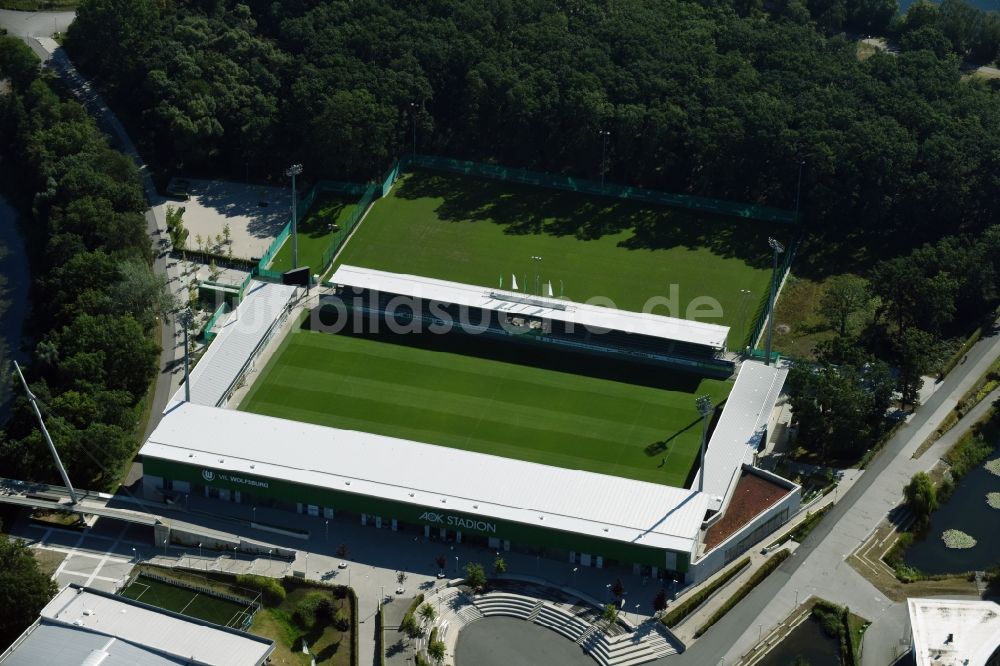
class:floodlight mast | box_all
[764,237,785,366]
[13,361,79,505]
[286,164,304,269]
[696,395,713,493]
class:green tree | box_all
[427,639,447,664]
[0,36,40,91]
[653,589,668,616]
[903,471,937,526]
[418,602,436,625]
[0,529,58,647]
[895,328,935,409]
[819,275,870,336]
[464,562,487,592]
[492,555,507,576]
[601,602,619,627]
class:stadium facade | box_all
[140,276,799,584]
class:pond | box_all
[758,615,840,666]
[0,196,31,420]
[905,453,1000,575]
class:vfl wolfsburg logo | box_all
[202,469,215,482]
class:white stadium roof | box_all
[691,361,788,511]
[329,265,730,349]
[908,598,1000,666]
[174,281,297,407]
[141,402,711,555]
[0,584,273,666]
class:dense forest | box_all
[0,35,168,490]
[3,0,1000,477]
[64,0,1000,260]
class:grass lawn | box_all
[121,575,253,628]
[240,324,732,487]
[769,273,837,360]
[269,193,358,274]
[334,170,783,349]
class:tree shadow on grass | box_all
[299,194,351,239]
[394,170,783,268]
[644,417,703,456]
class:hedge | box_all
[789,505,830,542]
[660,557,750,628]
[401,593,425,638]
[693,549,791,638]
[234,574,286,606]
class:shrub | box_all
[401,594,425,638]
[660,558,750,628]
[334,607,350,631]
[790,506,830,542]
[235,574,286,606]
[294,591,328,628]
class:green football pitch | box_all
[269,193,358,273]
[240,325,732,487]
[334,171,786,349]
[121,576,253,628]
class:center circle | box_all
[454,616,594,666]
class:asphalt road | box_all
[672,322,1000,666]
[0,8,73,39]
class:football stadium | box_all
[140,170,800,585]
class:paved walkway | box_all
[669,325,1000,666]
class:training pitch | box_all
[334,170,784,348]
[269,192,358,273]
[240,325,732,487]
[120,576,254,629]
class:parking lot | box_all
[159,178,292,262]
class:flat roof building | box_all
[0,584,274,666]
[907,598,1000,666]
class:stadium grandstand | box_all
[322,265,734,376]
[138,272,799,585]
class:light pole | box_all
[598,130,611,186]
[454,556,459,574]
[325,519,329,541]
[285,163,303,269]
[132,547,137,562]
[410,102,418,155]
[794,159,805,222]
[180,309,192,402]
[268,548,272,568]
[531,256,542,295]
[696,395,713,493]
[251,506,256,523]
[764,237,785,366]
[163,538,167,556]
[572,566,578,588]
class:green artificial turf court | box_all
[333,170,785,349]
[240,325,732,487]
[121,576,252,628]
[269,192,358,273]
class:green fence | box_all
[402,154,798,224]
[201,303,230,342]
[318,182,379,274]
[745,233,801,356]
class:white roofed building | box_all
[324,265,734,376]
[0,584,273,666]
